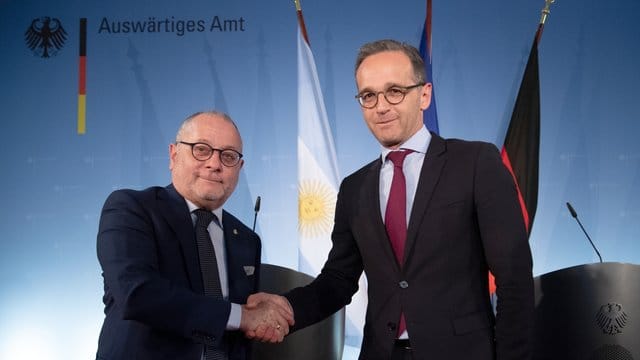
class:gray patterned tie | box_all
[194,209,226,360]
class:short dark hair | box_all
[354,39,427,83]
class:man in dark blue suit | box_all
[249,40,534,359]
[96,111,292,360]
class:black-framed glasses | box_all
[355,83,425,109]
[177,141,243,167]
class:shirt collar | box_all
[184,199,223,226]
[380,124,431,161]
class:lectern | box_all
[533,262,640,360]
[251,264,345,360]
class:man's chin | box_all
[372,131,399,147]
[202,192,223,201]
[379,138,401,149]
[195,189,224,203]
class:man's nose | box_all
[375,92,391,111]
[204,150,223,168]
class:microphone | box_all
[252,196,261,232]
[566,202,602,263]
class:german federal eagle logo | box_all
[595,303,628,335]
[25,17,67,58]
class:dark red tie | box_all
[384,150,412,336]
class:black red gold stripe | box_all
[77,18,87,134]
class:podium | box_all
[251,264,345,360]
[533,262,640,360]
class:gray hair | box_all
[354,39,427,83]
[175,110,239,142]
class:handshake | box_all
[240,292,294,343]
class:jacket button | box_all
[399,280,409,288]
[387,322,396,331]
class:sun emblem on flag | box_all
[298,180,336,238]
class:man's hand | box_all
[241,292,294,343]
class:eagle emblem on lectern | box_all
[595,303,628,335]
[25,17,67,58]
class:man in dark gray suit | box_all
[248,40,534,360]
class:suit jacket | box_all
[286,134,534,360]
[96,184,261,360]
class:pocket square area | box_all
[243,266,255,276]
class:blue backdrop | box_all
[1,0,639,358]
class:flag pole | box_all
[536,0,555,43]
[294,0,310,45]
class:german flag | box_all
[77,18,87,134]
[489,27,542,295]
[501,33,541,236]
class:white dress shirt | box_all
[378,125,432,339]
[185,199,241,330]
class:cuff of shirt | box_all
[227,303,241,330]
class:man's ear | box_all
[169,143,177,170]
[419,83,433,111]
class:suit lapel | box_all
[158,184,203,294]
[404,134,447,264]
[362,158,402,270]
[222,211,253,303]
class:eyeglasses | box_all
[355,83,425,109]
[177,141,243,167]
